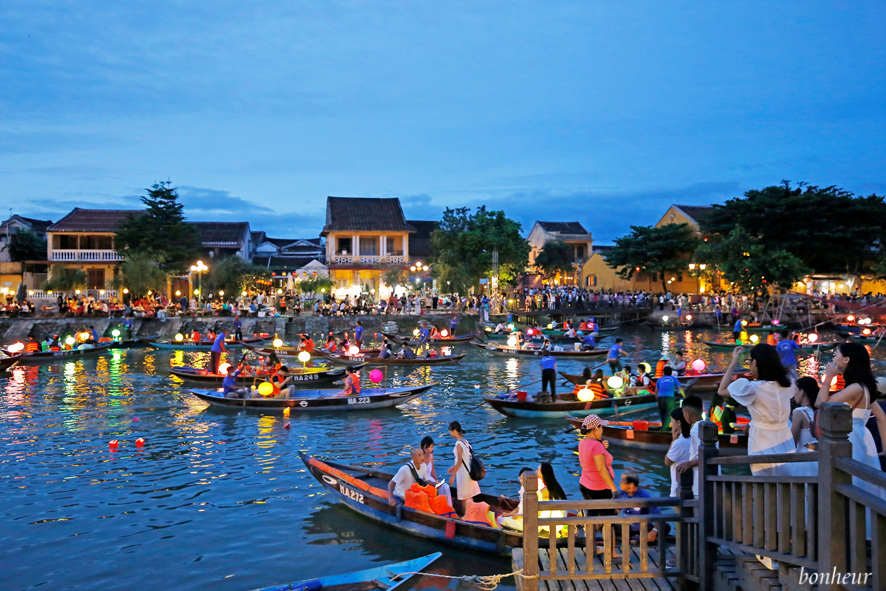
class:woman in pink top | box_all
[578,414,619,556]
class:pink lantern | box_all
[369,369,384,383]
[526,328,534,336]
[772,319,780,326]
[691,358,706,373]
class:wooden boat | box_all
[169,364,360,386]
[382,332,478,345]
[483,332,609,344]
[244,344,380,358]
[188,383,434,410]
[483,392,657,419]
[300,453,522,555]
[146,337,265,350]
[540,326,616,336]
[109,336,158,349]
[564,418,749,454]
[318,351,466,366]
[559,370,750,393]
[470,342,607,358]
[846,334,886,345]
[703,340,839,351]
[11,342,115,362]
[252,552,442,591]
[0,355,22,372]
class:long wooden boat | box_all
[169,364,360,386]
[702,340,839,351]
[846,334,886,345]
[382,332,478,345]
[559,370,751,393]
[318,351,466,366]
[483,392,657,419]
[252,552,442,591]
[483,332,610,344]
[470,342,607,358]
[188,383,434,410]
[0,355,22,372]
[300,453,522,555]
[540,326,617,336]
[11,342,115,362]
[244,344,380,358]
[564,418,749,454]
[109,336,158,349]
[146,337,265,350]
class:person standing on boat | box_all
[446,421,481,516]
[732,317,743,342]
[775,329,801,381]
[607,338,628,375]
[210,331,226,374]
[540,353,557,399]
[655,366,680,428]
[354,320,364,348]
[232,315,242,341]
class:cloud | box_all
[177,186,275,216]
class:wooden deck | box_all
[513,544,677,591]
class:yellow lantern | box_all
[218,363,231,374]
[65,336,75,346]
[547,323,554,329]
[175,333,184,342]
[577,388,595,402]
[412,328,420,337]
[273,338,284,348]
[258,382,274,397]
[298,351,310,363]
[741,320,748,327]
[750,335,759,343]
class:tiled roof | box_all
[193,222,250,246]
[253,255,323,270]
[537,221,588,234]
[48,208,143,232]
[674,205,714,225]
[322,197,415,234]
[406,220,436,259]
[1,215,54,233]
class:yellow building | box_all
[320,197,417,297]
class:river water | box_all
[0,327,860,591]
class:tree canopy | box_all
[604,223,700,292]
[535,241,575,277]
[44,265,86,292]
[429,206,530,293]
[4,229,47,262]
[204,257,271,297]
[110,252,168,298]
[115,181,201,273]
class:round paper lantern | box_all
[607,376,624,390]
[661,315,669,323]
[577,388,595,402]
[413,328,420,337]
[348,345,360,356]
[546,323,554,329]
[807,333,819,343]
[175,333,184,342]
[218,363,231,374]
[65,336,76,346]
[685,314,693,321]
[258,382,274,396]
[772,319,780,326]
[369,369,384,383]
[508,323,516,331]
[297,351,310,363]
[8,342,24,354]
[691,358,706,373]
[863,328,872,336]
[741,320,748,327]
[273,338,284,348]
[750,335,759,343]
[507,335,518,347]
[526,328,534,336]
[440,329,449,337]
[847,315,855,322]
[111,329,121,338]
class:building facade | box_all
[527,221,593,268]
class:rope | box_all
[391,568,535,591]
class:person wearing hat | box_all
[579,414,619,556]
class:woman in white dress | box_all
[718,344,797,476]
[446,421,481,516]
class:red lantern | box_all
[135,438,145,447]
[109,440,119,451]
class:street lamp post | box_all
[190,260,209,305]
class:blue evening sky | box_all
[2,1,884,243]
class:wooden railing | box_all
[521,473,682,591]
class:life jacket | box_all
[655,359,666,378]
[25,341,39,352]
[711,405,724,431]
[589,381,607,399]
[830,374,845,392]
[463,499,496,528]
[579,322,587,330]
[192,332,200,342]
[271,372,287,394]
[305,339,315,352]
[344,373,361,395]
[325,341,336,352]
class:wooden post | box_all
[678,456,695,587]
[523,472,539,591]
[697,420,720,591]
[816,402,852,591]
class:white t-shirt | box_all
[688,421,718,496]
[666,436,691,497]
[391,462,429,500]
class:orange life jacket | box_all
[344,373,361,395]
[25,342,39,352]
[192,331,200,342]
[271,372,287,394]
[655,359,666,378]
[463,499,496,528]
[589,381,607,399]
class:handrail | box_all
[834,456,886,489]
[710,451,819,465]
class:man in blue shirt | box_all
[232,316,242,340]
[607,338,629,375]
[354,320,364,348]
[539,354,557,398]
[617,472,667,543]
[222,364,247,398]
[210,331,227,374]
[776,329,801,380]
[655,366,681,429]
[580,333,596,350]
[449,315,459,334]
[732,317,743,342]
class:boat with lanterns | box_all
[169,363,360,386]
[381,331,478,345]
[703,338,838,351]
[187,383,434,410]
[470,342,607,358]
[564,417,750,453]
[317,350,466,366]
[0,354,22,372]
[145,336,266,350]
[5,341,115,362]
[483,387,657,419]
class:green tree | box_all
[298,276,335,298]
[110,252,168,298]
[382,268,406,291]
[115,181,202,273]
[534,241,575,277]
[205,257,271,296]
[43,265,87,292]
[4,230,47,261]
[701,182,886,277]
[430,206,530,292]
[604,223,700,292]
[695,225,809,295]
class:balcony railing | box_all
[51,249,123,262]
[330,255,407,266]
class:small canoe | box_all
[483,392,657,419]
[12,342,115,363]
[846,334,886,345]
[564,418,749,454]
[470,342,607,358]
[300,453,522,555]
[169,364,359,386]
[540,326,617,336]
[382,332,478,345]
[188,383,434,410]
[0,355,22,372]
[252,552,442,591]
[319,351,466,366]
[483,332,610,344]
[559,370,750,393]
[146,337,265,350]
[703,340,839,351]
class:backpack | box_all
[460,441,486,481]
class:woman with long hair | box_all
[718,343,797,476]
[445,421,481,516]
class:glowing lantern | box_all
[686,314,693,321]
[283,407,290,418]
[577,388,595,402]
[65,336,75,346]
[863,328,872,336]
[526,328,534,336]
[297,351,311,365]
[218,363,231,374]
[348,346,360,356]
[691,359,706,373]
[607,376,624,390]
[273,338,284,348]
[79,331,90,341]
[662,315,669,323]
[507,335,518,347]
[741,320,748,326]
[369,369,384,383]
[111,329,121,338]
[109,440,119,451]
[546,323,554,329]
[175,333,184,342]
[413,328,420,337]
[807,333,819,343]
[847,315,855,322]
[750,335,759,343]
[135,438,145,447]
[258,382,274,396]
[508,323,516,331]
[772,319,780,326]
[8,342,24,354]
[441,329,449,337]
